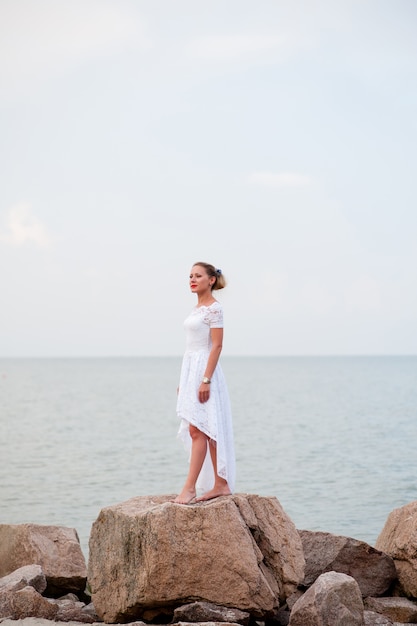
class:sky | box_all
[1,0,416,357]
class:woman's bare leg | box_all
[195,439,231,502]
[174,425,208,504]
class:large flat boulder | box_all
[299,529,397,596]
[289,571,364,626]
[375,501,417,597]
[88,494,305,623]
[0,524,87,596]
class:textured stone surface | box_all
[0,565,49,621]
[2,586,58,621]
[0,564,46,594]
[300,529,396,596]
[0,620,104,626]
[173,601,250,625]
[174,623,242,626]
[375,501,417,598]
[233,494,304,601]
[88,493,305,623]
[363,610,393,625]
[48,593,99,623]
[364,596,417,623]
[0,524,87,595]
[289,571,364,626]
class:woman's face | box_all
[189,265,212,294]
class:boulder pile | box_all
[0,524,97,623]
[1,497,417,626]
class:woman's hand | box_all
[198,382,210,403]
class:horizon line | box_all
[0,354,416,360]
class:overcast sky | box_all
[1,0,416,357]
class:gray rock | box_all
[364,609,394,625]
[364,596,417,623]
[299,529,396,596]
[173,622,242,626]
[289,571,364,626]
[48,595,98,623]
[173,601,250,625]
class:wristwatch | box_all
[202,377,211,384]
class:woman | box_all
[174,262,235,504]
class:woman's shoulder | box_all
[203,300,224,327]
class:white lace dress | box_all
[176,301,235,494]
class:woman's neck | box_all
[197,292,215,307]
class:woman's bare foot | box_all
[172,488,196,505]
[195,486,231,502]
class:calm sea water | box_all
[1,356,416,559]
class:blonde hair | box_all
[193,262,226,291]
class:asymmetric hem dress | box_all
[176,301,235,495]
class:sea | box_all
[0,356,416,560]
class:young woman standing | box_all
[174,262,235,504]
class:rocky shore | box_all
[1,495,417,626]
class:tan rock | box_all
[0,564,46,594]
[0,524,87,596]
[0,565,49,621]
[289,571,364,626]
[234,494,305,601]
[8,586,58,621]
[300,529,396,596]
[375,501,417,597]
[364,597,417,623]
[88,494,305,623]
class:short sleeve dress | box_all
[176,301,235,495]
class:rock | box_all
[268,606,291,625]
[173,601,250,625]
[0,565,50,621]
[81,601,101,622]
[299,529,397,596]
[88,493,305,623]
[0,564,47,594]
[0,620,103,626]
[375,501,417,597]
[288,571,364,626]
[47,593,98,623]
[6,586,58,621]
[233,494,305,601]
[53,594,100,622]
[173,623,242,626]
[364,597,417,623]
[286,590,304,610]
[0,523,87,596]
[363,610,394,625]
